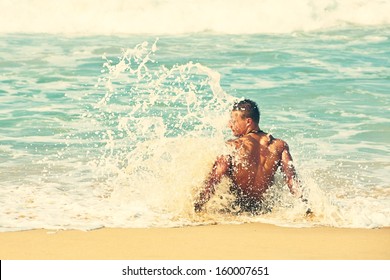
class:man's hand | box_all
[290,185,302,198]
[194,201,203,212]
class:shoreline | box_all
[1,223,389,260]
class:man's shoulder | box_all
[268,136,289,151]
[226,138,244,149]
[276,138,289,150]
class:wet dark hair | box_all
[232,99,260,123]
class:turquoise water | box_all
[1,2,390,231]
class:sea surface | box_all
[0,0,389,231]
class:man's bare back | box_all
[228,130,297,200]
[194,99,300,213]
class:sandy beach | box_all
[0,223,389,260]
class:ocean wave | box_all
[1,0,390,34]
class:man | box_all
[194,99,302,214]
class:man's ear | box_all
[246,118,253,126]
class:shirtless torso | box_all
[228,130,296,200]
[194,107,300,213]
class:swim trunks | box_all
[228,185,268,215]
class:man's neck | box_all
[244,126,262,136]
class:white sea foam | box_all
[1,0,390,34]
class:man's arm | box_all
[280,142,313,215]
[280,142,301,197]
[194,155,231,212]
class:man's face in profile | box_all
[229,111,247,137]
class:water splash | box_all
[81,39,239,227]
[85,40,341,228]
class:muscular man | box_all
[194,99,302,214]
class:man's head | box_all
[229,99,260,137]
[232,99,260,124]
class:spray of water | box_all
[80,39,351,228]
[79,39,245,226]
